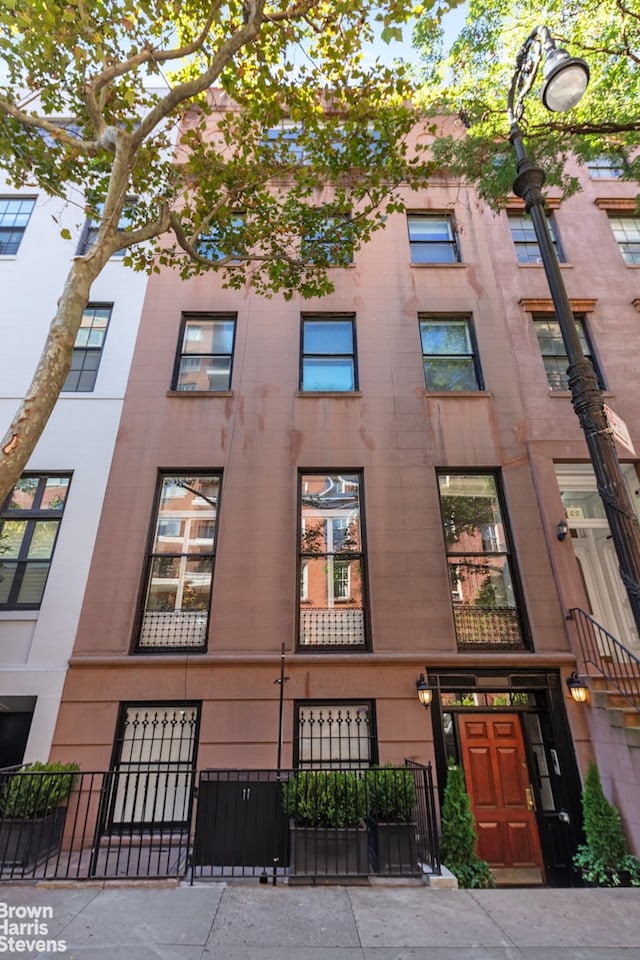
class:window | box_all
[301,214,353,266]
[419,317,482,391]
[533,314,601,390]
[110,703,199,827]
[508,212,565,264]
[294,701,376,769]
[587,156,624,179]
[301,316,356,391]
[0,198,35,255]
[298,473,368,648]
[608,215,640,265]
[77,201,135,257]
[0,474,71,609]
[437,472,526,649]
[173,315,236,392]
[407,214,460,264]
[196,213,244,262]
[62,303,112,392]
[137,474,221,650]
[261,122,307,163]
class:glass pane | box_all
[438,474,503,552]
[146,556,212,611]
[543,357,569,390]
[177,357,208,391]
[17,562,50,604]
[300,474,361,552]
[154,476,219,551]
[206,357,232,391]
[42,477,70,510]
[0,520,27,557]
[0,562,17,602]
[424,358,477,391]
[408,216,452,241]
[304,321,353,355]
[420,320,470,355]
[302,358,354,391]
[183,319,235,355]
[27,521,58,559]
[8,478,39,511]
[299,558,364,644]
[560,489,607,520]
[448,556,515,608]
[411,242,456,264]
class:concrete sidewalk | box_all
[0,881,638,959]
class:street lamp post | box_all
[508,25,640,636]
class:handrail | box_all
[569,607,640,712]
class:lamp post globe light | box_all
[507,25,640,636]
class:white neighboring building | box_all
[0,181,150,765]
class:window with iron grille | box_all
[419,316,483,391]
[437,471,527,649]
[62,303,112,392]
[298,472,369,649]
[301,315,357,391]
[407,213,460,264]
[109,703,200,827]
[173,314,236,392]
[136,474,221,651]
[508,212,565,264]
[0,474,71,609]
[0,198,35,255]
[533,314,602,391]
[608,215,640,265]
[294,701,377,769]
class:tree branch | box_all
[0,98,96,153]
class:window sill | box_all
[297,390,362,398]
[410,262,466,268]
[0,610,39,619]
[548,390,613,398]
[166,390,233,398]
[425,390,491,398]
[516,262,573,269]
[0,256,18,261]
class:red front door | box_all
[458,713,544,881]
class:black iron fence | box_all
[0,763,440,883]
[570,607,640,712]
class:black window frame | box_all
[134,472,222,653]
[300,314,358,392]
[297,470,371,652]
[172,313,237,393]
[407,212,461,264]
[508,211,565,264]
[62,302,113,392]
[419,315,484,391]
[533,313,603,391]
[0,197,36,255]
[436,469,530,650]
[0,473,72,610]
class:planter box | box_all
[368,820,420,876]
[0,807,67,869]
[289,821,368,877]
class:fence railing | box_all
[570,607,640,712]
[0,763,441,883]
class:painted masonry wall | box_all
[0,178,149,761]
[50,118,640,849]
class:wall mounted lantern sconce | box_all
[557,518,569,541]
[566,670,588,703]
[416,673,433,708]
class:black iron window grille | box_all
[0,474,71,609]
[294,702,377,769]
[136,474,221,651]
[109,704,200,829]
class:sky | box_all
[363,2,469,67]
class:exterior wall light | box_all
[566,671,589,703]
[416,673,433,708]
[557,518,569,541]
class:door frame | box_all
[429,668,583,887]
